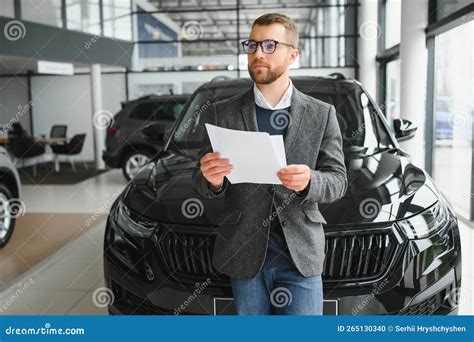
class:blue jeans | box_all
[229,219,323,315]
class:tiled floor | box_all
[0,169,472,315]
[0,212,107,290]
[0,216,107,315]
[19,168,126,214]
[0,169,126,315]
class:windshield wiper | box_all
[344,146,399,157]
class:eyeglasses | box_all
[241,39,294,54]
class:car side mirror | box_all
[393,119,417,142]
[141,123,165,143]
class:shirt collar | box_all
[253,79,293,110]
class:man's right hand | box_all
[199,152,233,190]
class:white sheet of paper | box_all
[270,135,286,167]
[205,123,287,184]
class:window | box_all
[430,0,473,23]
[432,21,473,218]
[130,100,185,121]
[103,0,132,40]
[155,102,185,121]
[133,1,359,71]
[0,1,15,18]
[377,0,401,121]
[385,59,401,121]
[65,0,101,34]
[21,0,62,27]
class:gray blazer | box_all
[192,85,347,279]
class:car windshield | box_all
[167,81,394,158]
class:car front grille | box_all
[159,229,400,284]
[322,232,398,281]
[159,232,225,281]
[398,292,442,315]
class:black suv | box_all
[102,94,189,180]
[104,75,462,315]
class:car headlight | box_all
[396,197,452,239]
[114,200,158,238]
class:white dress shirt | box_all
[253,79,293,109]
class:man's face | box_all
[247,23,298,84]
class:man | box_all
[191,13,347,315]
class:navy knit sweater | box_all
[255,104,292,263]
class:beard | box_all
[248,63,286,84]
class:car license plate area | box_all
[213,298,338,315]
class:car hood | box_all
[124,148,440,226]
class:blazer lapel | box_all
[240,87,259,132]
[284,86,306,158]
[239,84,306,160]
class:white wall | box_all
[30,73,127,161]
[0,76,31,135]
[357,0,379,100]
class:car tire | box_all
[122,149,154,181]
[0,184,17,248]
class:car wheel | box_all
[122,150,154,181]
[0,184,16,248]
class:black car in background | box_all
[104,75,462,315]
[102,94,189,180]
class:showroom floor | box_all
[0,169,126,315]
[0,169,472,315]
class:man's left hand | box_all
[277,164,311,192]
